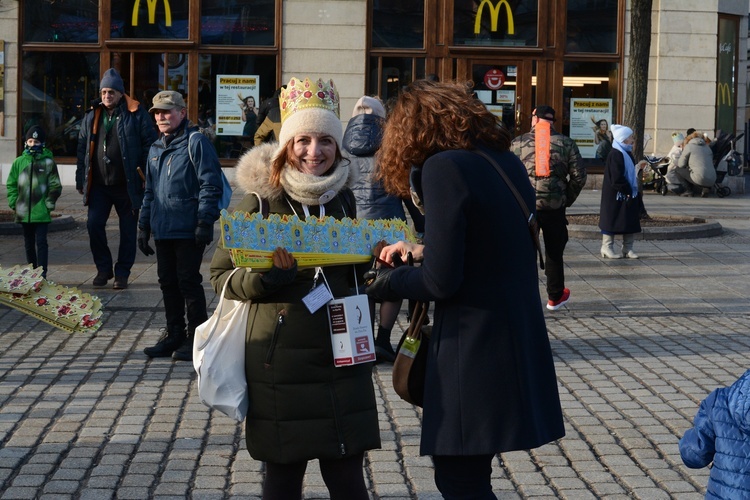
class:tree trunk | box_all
[623,0,653,161]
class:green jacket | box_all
[511,126,587,211]
[7,147,62,224]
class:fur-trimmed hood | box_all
[234,142,359,205]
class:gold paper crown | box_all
[279,77,340,123]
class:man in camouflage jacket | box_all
[511,105,587,311]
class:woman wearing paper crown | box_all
[365,79,564,498]
[209,77,379,498]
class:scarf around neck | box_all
[612,139,639,197]
[280,161,351,206]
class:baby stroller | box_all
[640,154,671,195]
[709,131,744,198]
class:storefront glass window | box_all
[22,52,100,157]
[201,0,276,45]
[111,0,189,39]
[566,0,618,53]
[562,61,619,161]
[24,0,99,43]
[193,54,278,159]
[453,0,538,47]
[368,57,425,102]
[716,16,738,136]
[371,1,425,48]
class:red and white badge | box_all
[484,69,505,90]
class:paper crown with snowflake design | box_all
[277,77,342,150]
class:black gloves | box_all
[137,228,155,256]
[195,222,214,246]
[260,262,298,288]
[364,266,402,302]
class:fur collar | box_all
[234,142,358,205]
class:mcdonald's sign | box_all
[132,0,172,27]
[717,82,732,106]
[474,0,515,35]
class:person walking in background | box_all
[366,80,564,499]
[599,124,642,259]
[343,95,405,363]
[7,126,62,279]
[254,86,285,146]
[76,68,157,289]
[679,369,750,499]
[667,130,717,197]
[512,105,587,311]
[138,91,223,362]
[210,77,380,499]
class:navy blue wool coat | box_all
[387,148,565,455]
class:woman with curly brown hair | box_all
[366,79,564,499]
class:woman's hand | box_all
[260,247,298,288]
[379,241,425,265]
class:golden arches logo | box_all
[474,0,515,35]
[718,82,732,106]
[132,0,172,27]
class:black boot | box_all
[144,325,185,358]
[172,331,194,362]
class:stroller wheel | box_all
[660,184,669,196]
[717,186,731,198]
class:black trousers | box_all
[154,239,207,334]
[537,207,569,301]
[262,452,368,500]
[433,454,497,499]
[21,222,49,277]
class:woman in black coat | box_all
[598,124,642,259]
[366,80,564,499]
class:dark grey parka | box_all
[209,143,380,464]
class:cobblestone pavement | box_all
[1,181,750,499]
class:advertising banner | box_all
[215,75,259,137]
[570,98,612,159]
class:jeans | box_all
[537,207,569,301]
[21,223,49,277]
[86,184,138,278]
[433,454,497,499]
[154,239,208,334]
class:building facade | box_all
[0,0,747,185]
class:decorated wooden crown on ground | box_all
[220,209,415,270]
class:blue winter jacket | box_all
[680,369,750,499]
[139,121,222,240]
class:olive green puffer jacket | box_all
[209,144,380,464]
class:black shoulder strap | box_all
[473,149,545,270]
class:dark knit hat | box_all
[25,125,46,143]
[533,105,556,122]
[100,68,125,94]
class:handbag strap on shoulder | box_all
[473,149,545,270]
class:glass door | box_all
[465,59,534,135]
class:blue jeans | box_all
[21,222,49,278]
[154,239,208,334]
[86,184,138,278]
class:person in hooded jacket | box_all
[668,130,717,196]
[680,369,750,499]
[598,124,642,259]
[343,95,405,362]
[7,125,62,278]
[365,79,564,499]
[209,77,380,500]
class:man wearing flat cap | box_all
[138,90,223,362]
[76,68,157,290]
[512,105,587,312]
